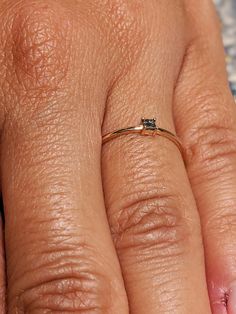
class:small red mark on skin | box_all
[209,281,228,314]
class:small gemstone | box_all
[142,118,156,129]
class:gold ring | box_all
[102,118,184,156]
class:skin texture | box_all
[0,217,5,313]
[0,0,235,313]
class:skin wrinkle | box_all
[0,4,73,131]
[0,0,232,313]
[105,138,194,285]
[185,125,236,183]
[89,0,146,68]
[10,4,71,99]
[12,247,108,286]
[1,0,109,122]
[10,230,114,312]
[0,217,5,313]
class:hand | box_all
[0,0,235,313]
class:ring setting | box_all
[102,118,184,156]
[141,118,158,135]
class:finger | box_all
[0,12,6,311]
[0,202,6,313]
[102,2,211,313]
[174,1,236,313]
[0,1,128,312]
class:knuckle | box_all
[5,0,72,94]
[13,246,111,313]
[88,0,147,69]
[186,114,236,177]
[93,0,185,67]
[1,0,103,123]
[110,190,191,257]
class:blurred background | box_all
[215,0,236,98]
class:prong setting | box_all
[141,118,157,135]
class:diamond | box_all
[142,118,157,130]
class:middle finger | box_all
[0,1,128,312]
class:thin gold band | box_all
[102,118,184,156]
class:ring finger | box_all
[102,2,211,313]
